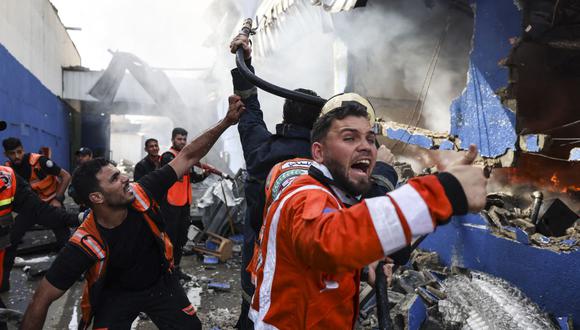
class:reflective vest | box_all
[165,148,191,206]
[0,166,17,249]
[25,153,58,202]
[69,183,174,329]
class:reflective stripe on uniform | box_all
[255,185,339,329]
[0,197,14,207]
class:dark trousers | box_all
[235,209,257,330]
[92,273,201,329]
[2,213,70,290]
[161,204,190,267]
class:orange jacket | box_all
[27,153,58,202]
[165,148,191,206]
[249,163,454,329]
[0,166,17,249]
[0,166,17,217]
[69,183,174,329]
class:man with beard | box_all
[229,36,401,329]
[20,98,245,329]
[160,128,209,280]
[248,103,487,328]
[134,138,160,182]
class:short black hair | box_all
[172,128,188,139]
[282,89,322,129]
[311,103,369,143]
[144,138,158,147]
[72,158,112,206]
[2,137,22,152]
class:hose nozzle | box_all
[239,18,255,36]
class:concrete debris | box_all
[195,174,245,238]
[0,308,23,327]
[358,250,562,330]
[13,255,55,267]
[482,192,579,251]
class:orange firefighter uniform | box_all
[164,148,191,206]
[249,162,456,329]
[69,183,174,329]
[11,153,59,202]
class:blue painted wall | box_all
[0,43,71,170]
[449,0,520,157]
[421,214,580,327]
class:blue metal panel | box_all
[385,128,434,149]
[570,147,580,161]
[0,43,70,170]
[420,214,580,327]
[524,134,541,152]
[449,0,520,157]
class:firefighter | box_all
[229,35,399,329]
[20,97,244,329]
[248,102,487,329]
[160,128,210,281]
[1,137,73,291]
[0,121,79,328]
[134,138,160,182]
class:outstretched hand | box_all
[225,95,246,125]
[444,144,487,212]
[230,34,252,60]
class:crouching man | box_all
[248,103,487,329]
[20,97,245,329]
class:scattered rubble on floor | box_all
[358,250,565,330]
[482,192,579,251]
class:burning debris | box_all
[359,250,565,330]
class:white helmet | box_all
[320,93,376,124]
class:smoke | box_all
[233,0,260,19]
[250,0,474,133]
[53,0,474,171]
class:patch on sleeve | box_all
[45,160,54,168]
[302,191,335,221]
[0,170,12,189]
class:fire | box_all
[549,172,579,193]
[550,173,560,189]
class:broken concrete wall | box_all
[449,0,520,157]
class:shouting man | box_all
[20,97,244,329]
[248,103,487,329]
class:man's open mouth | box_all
[351,159,370,175]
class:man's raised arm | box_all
[169,96,244,178]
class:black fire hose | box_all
[235,49,326,106]
[235,18,327,107]
[374,234,428,330]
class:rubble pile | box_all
[482,192,579,252]
[359,250,564,330]
[194,170,246,237]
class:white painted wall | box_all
[0,0,81,96]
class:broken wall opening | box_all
[333,0,474,154]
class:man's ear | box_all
[311,142,324,163]
[89,192,104,205]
